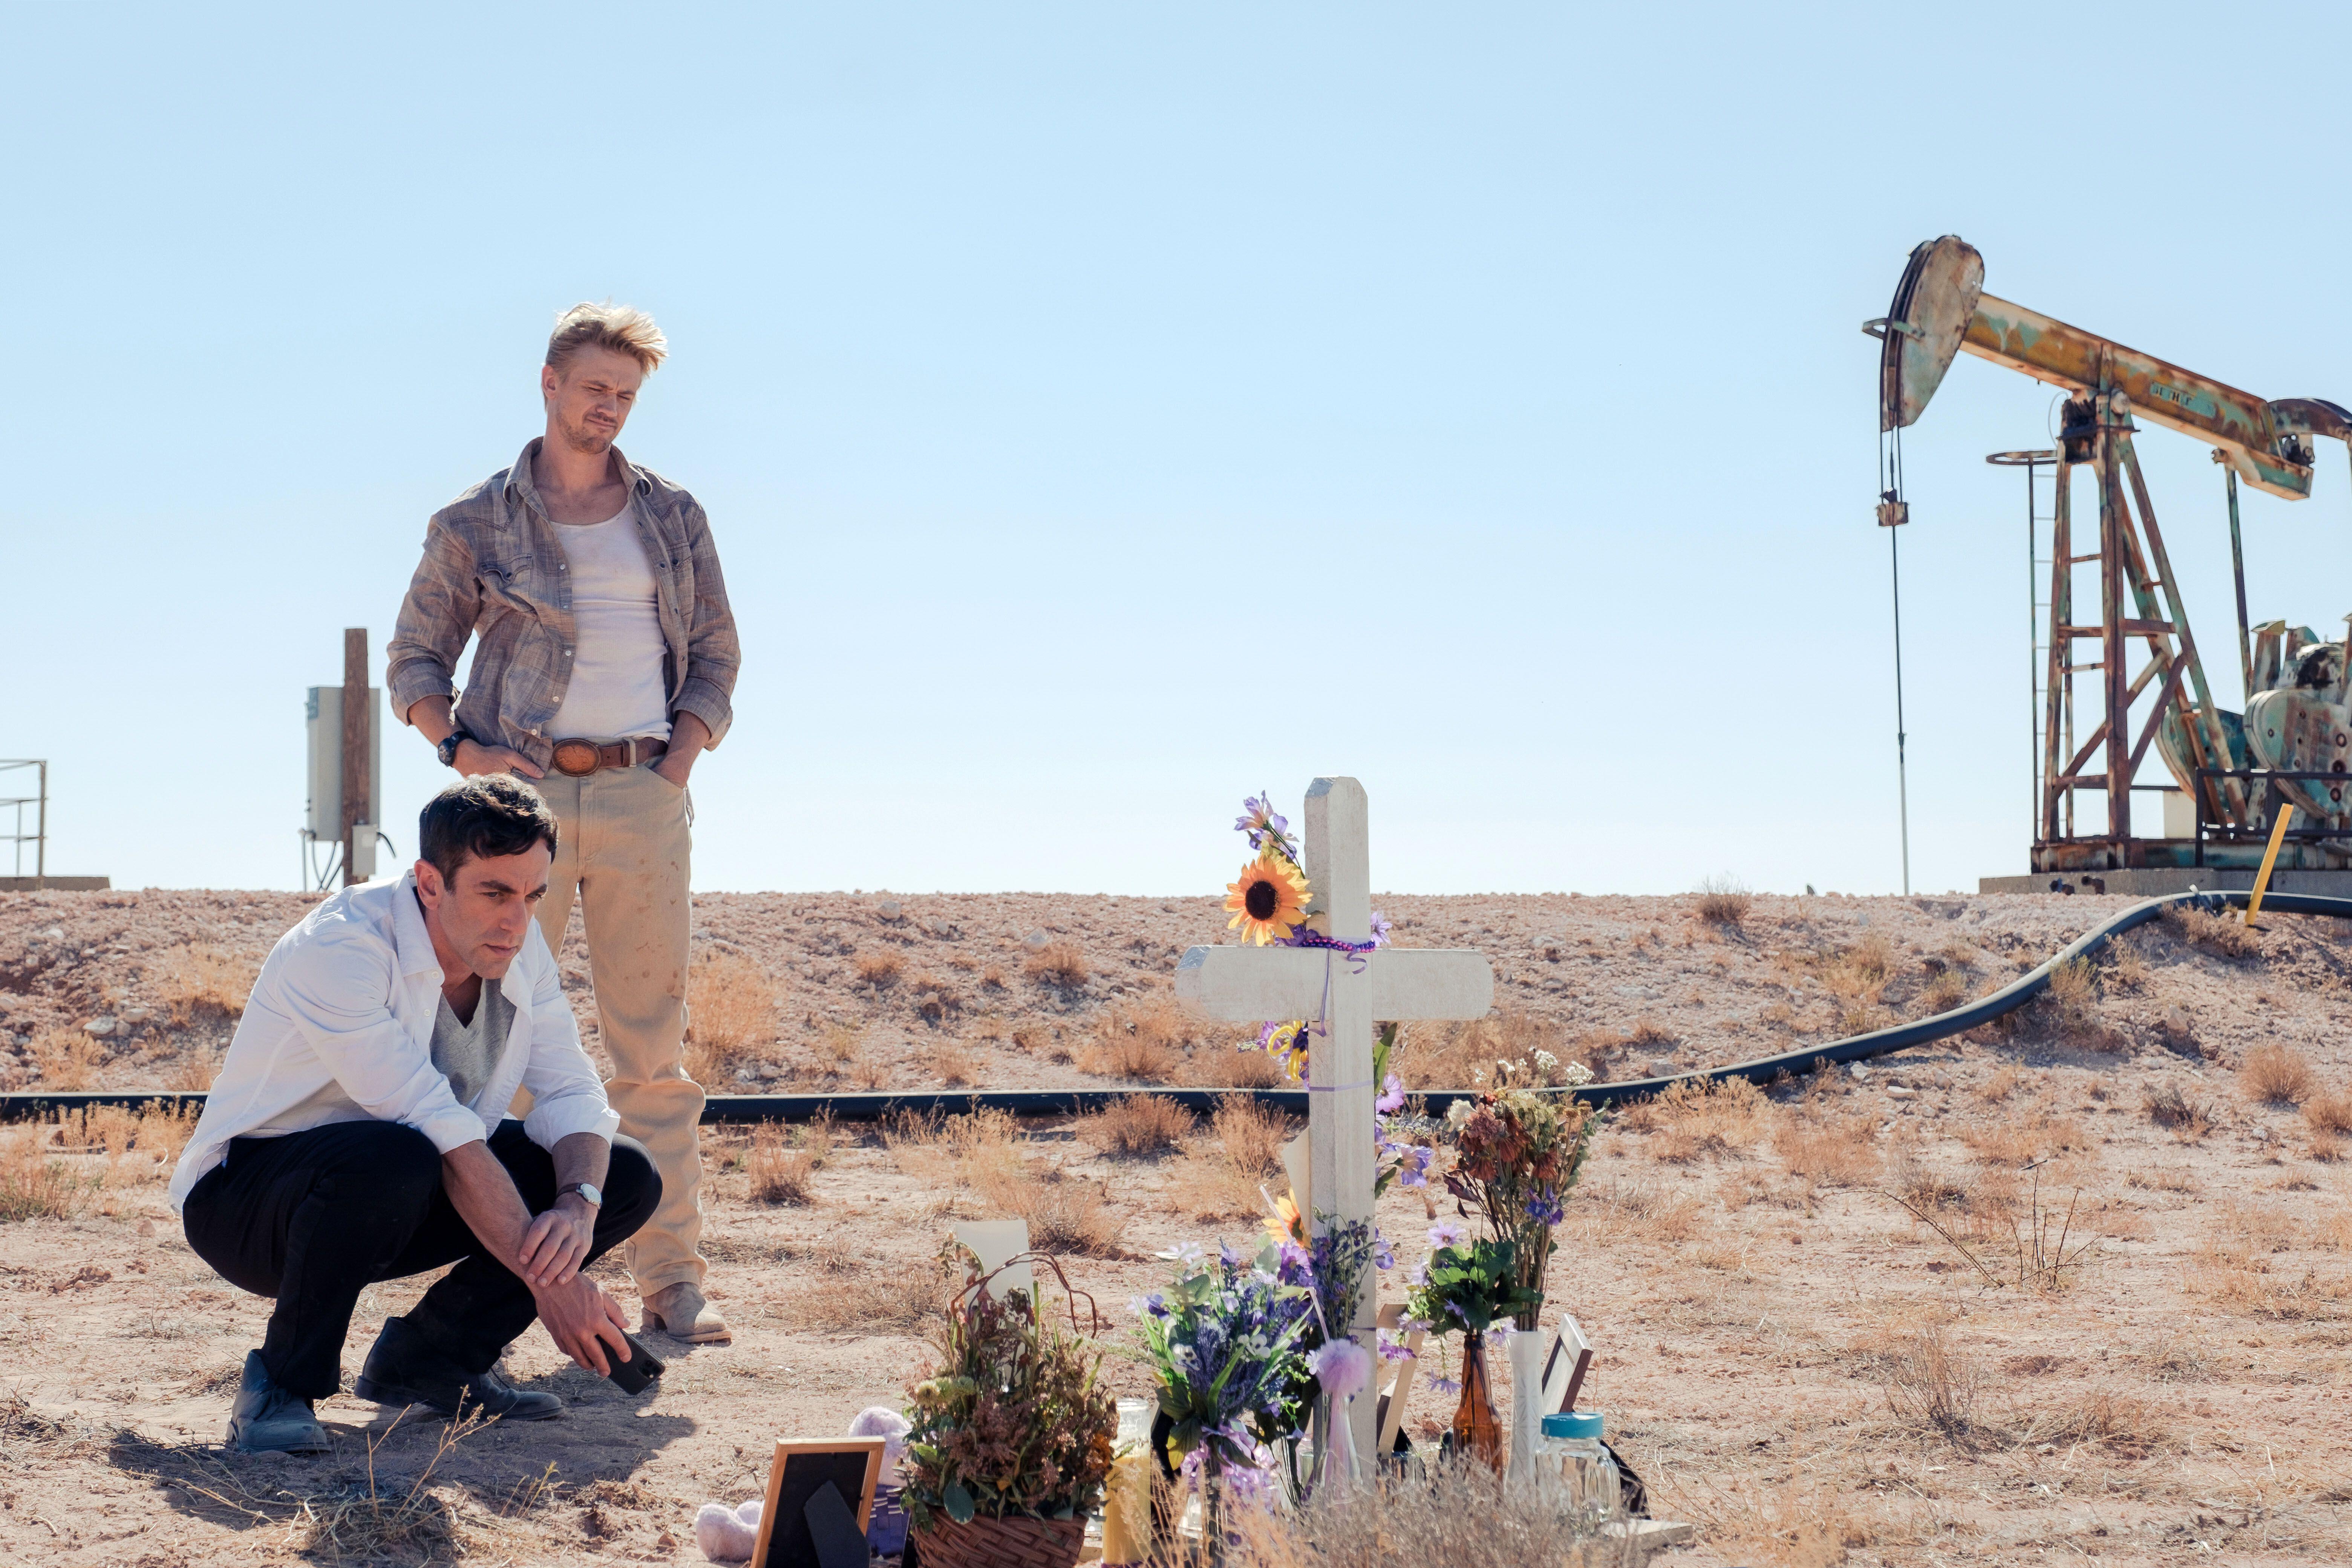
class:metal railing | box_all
[0,760,44,885]
[2193,768,2352,865]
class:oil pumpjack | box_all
[1874,235,2352,887]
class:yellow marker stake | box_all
[2245,802,2296,930]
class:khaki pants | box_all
[530,763,705,1297]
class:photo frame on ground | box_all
[750,1438,886,1568]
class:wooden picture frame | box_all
[750,1438,886,1568]
[1540,1313,1594,1415]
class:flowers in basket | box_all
[900,1245,1116,1564]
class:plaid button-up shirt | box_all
[388,439,740,768]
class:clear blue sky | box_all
[9,4,2352,898]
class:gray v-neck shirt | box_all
[431,978,514,1110]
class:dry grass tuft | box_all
[2043,957,2122,1048]
[746,1117,833,1205]
[1978,1063,2023,1103]
[1078,997,1203,1082]
[155,945,257,1026]
[1577,1178,1708,1242]
[1961,1109,2093,1168]
[1398,1008,1574,1090]
[1918,965,1969,1014]
[1622,1075,1773,1162]
[909,973,964,1023]
[1693,875,1752,929]
[1083,1094,1193,1157]
[686,950,777,1085]
[1227,1453,1609,1568]
[2145,1081,2218,1139]
[969,1160,1124,1256]
[853,949,904,988]
[28,1028,106,1090]
[1170,1096,1297,1220]
[1775,1110,1880,1187]
[1872,1322,1982,1438]
[2305,1088,2352,1137]
[781,1239,951,1332]
[2242,1042,2316,1105]
[1023,940,1090,988]
[0,1125,82,1222]
[1210,1095,1289,1178]
[1184,1047,1288,1089]
[2169,903,2260,958]
[927,1040,977,1087]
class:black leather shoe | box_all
[353,1316,562,1422]
[227,1349,330,1454]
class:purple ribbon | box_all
[1282,928,1380,973]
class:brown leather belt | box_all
[549,737,668,777]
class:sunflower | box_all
[1225,851,1309,945]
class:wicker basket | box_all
[913,1513,1085,1568]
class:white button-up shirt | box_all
[168,868,620,1211]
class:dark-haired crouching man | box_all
[168,776,659,1453]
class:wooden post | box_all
[1302,777,1377,1459]
[341,628,369,887]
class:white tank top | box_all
[546,501,671,742]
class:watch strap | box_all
[559,1181,602,1206]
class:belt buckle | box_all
[551,739,602,777]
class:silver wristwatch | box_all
[560,1182,603,1208]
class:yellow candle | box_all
[1100,1449,1153,1565]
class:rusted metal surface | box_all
[1962,294,2313,499]
[1879,236,1983,431]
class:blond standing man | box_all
[388,304,739,1342]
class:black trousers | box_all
[182,1118,659,1400]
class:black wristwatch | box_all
[436,729,470,769]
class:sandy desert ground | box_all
[5,883,2352,1565]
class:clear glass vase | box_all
[1507,1326,1546,1480]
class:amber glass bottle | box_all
[1449,1329,1504,1472]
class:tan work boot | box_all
[641,1281,731,1344]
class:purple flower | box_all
[1235,793,1291,855]
[1368,910,1393,948]
[1377,1072,1406,1115]
[1406,1261,1430,1288]
[1428,1221,1467,1250]
[1129,1291,1168,1318]
[1374,1232,1395,1270]
[1378,1330,1412,1363]
[1427,1375,1461,1395]
[1525,1191,1565,1226]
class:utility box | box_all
[2161,789,2196,841]
[306,686,382,842]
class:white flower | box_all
[1533,1049,1559,1071]
[1561,1061,1594,1087]
[1445,1099,1474,1128]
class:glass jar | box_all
[1535,1410,1622,1523]
[1101,1397,1156,1566]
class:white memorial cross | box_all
[1173,776,1493,1457]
